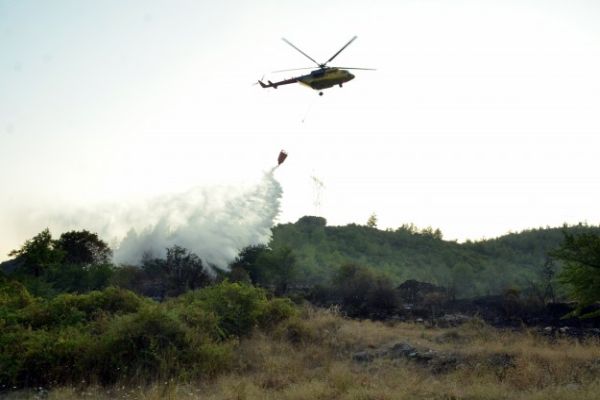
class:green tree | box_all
[552,232,600,316]
[260,246,297,295]
[448,262,475,299]
[231,245,297,295]
[7,229,116,294]
[54,230,112,265]
[143,246,212,298]
[9,229,63,277]
[230,245,269,285]
[366,213,378,228]
[45,262,114,293]
[332,263,398,318]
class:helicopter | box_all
[258,36,375,96]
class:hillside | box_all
[269,217,600,297]
[3,221,600,397]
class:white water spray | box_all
[113,169,282,267]
[18,169,283,269]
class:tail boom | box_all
[257,77,299,89]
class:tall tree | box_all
[259,246,297,295]
[366,213,378,228]
[552,232,600,316]
[143,246,212,298]
[331,263,398,318]
[8,229,62,277]
[230,245,269,285]
[54,230,112,265]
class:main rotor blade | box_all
[336,67,377,71]
[272,67,315,73]
[324,36,358,66]
[282,38,321,68]
[252,75,266,86]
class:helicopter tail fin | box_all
[257,80,278,89]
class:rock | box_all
[386,342,416,359]
[352,341,459,373]
[541,326,554,336]
[412,349,436,363]
[352,351,375,363]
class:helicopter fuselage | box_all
[298,68,355,90]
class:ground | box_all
[6,307,600,400]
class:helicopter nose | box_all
[348,73,355,80]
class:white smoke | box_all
[113,169,282,267]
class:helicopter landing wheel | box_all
[339,83,343,88]
[319,91,323,96]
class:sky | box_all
[1,0,600,259]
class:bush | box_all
[0,277,33,309]
[175,281,270,338]
[0,282,296,388]
[95,307,192,382]
[19,287,147,329]
[0,278,34,327]
[0,326,94,387]
[258,297,297,329]
[167,301,222,340]
[1,304,233,387]
[274,307,342,345]
[321,264,399,319]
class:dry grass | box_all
[6,307,600,399]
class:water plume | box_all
[14,169,284,269]
[112,169,283,267]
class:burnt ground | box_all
[395,280,600,337]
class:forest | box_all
[269,217,600,297]
[2,218,600,398]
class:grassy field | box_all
[6,307,600,400]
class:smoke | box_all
[27,169,283,269]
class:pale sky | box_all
[1,0,600,259]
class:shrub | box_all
[94,306,231,383]
[327,264,399,318]
[258,297,297,329]
[95,307,189,382]
[0,282,296,388]
[0,278,34,327]
[1,302,234,387]
[0,277,33,309]
[175,281,270,338]
[18,287,147,329]
[0,326,94,388]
